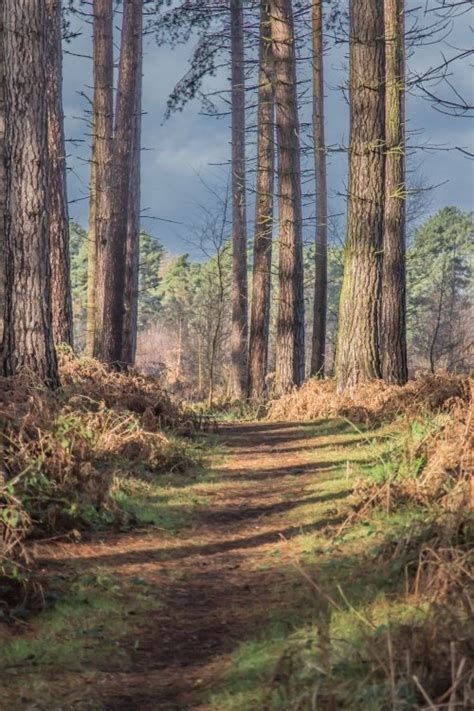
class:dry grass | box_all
[266,374,474,708]
[349,397,473,517]
[268,372,471,426]
[0,352,202,612]
[58,349,202,434]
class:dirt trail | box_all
[9,421,354,710]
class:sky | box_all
[63,1,474,257]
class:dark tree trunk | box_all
[121,20,143,366]
[46,0,74,348]
[99,0,143,365]
[248,0,274,401]
[2,0,58,387]
[335,0,385,392]
[310,0,328,378]
[270,0,305,395]
[92,0,114,359]
[230,0,248,398]
[85,126,97,357]
[0,1,5,345]
[381,0,408,384]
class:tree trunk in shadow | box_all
[310,0,328,378]
[381,0,408,384]
[2,0,58,387]
[46,0,74,348]
[99,0,143,365]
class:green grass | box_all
[205,417,461,710]
[0,567,161,709]
[2,414,468,710]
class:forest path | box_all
[3,419,365,710]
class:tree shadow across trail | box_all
[219,419,354,450]
[95,421,364,709]
[2,419,376,710]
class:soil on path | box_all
[4,421,355,710]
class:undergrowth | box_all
[0,351,203,614]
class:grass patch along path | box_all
[1,419,405,709]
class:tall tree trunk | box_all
[98,0,142,365]
[92,0,114,359]
[0,0,5,345]
[381,0,407,384]
[230,0,248,399]
[270,0,305,395]
[2,0,59,387]
[121,20,143,366]
[248,0,274,401]
[85,127,97,357]
[310,0,328,378]
[335,0,385,392]
[46,0,73,348]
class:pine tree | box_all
[122,20,143,366]
[335,0,385,391]
[0,0,5,344]
[92,0,114,359]
[270,0,305,394]
[99,0,143,365]
[46,0,74,347]
[2,0,59,386]
[381,0,408,384]
[230,0,248,398]
[248,0,274,400]
[310,0,328,378]
[85,120,97,357]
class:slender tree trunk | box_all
[176,314,183,380]
[310,0,328,378]
[248,0,274,401]
[85,127,97,357]
[98,0,142,365]
[46,0,73,348]
[92,0,114,359]
[270,0,305,395]
[230,0,248,399]
[381,0,408,384]
[335,0,385,392]
[0,1,5,345]
[121,20,143,366]
[2,0,58,387]
[198,332,203,395]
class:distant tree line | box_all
[67,204,472,402]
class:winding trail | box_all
[6,420,360,710]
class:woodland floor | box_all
[0,419,399,710]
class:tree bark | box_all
[248,0,274,401]
[121,19,143,366]
[2,0,59,387]
[85,122,97,357]
[0,0,5,345]
[310,0,328,378]
[270,0,305,395]
[230,0,248,399]
[98,0,142,366]
[335,0,385,392]
[381,0,408,384]
[92,0,114,359]
[46,0,74,348]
